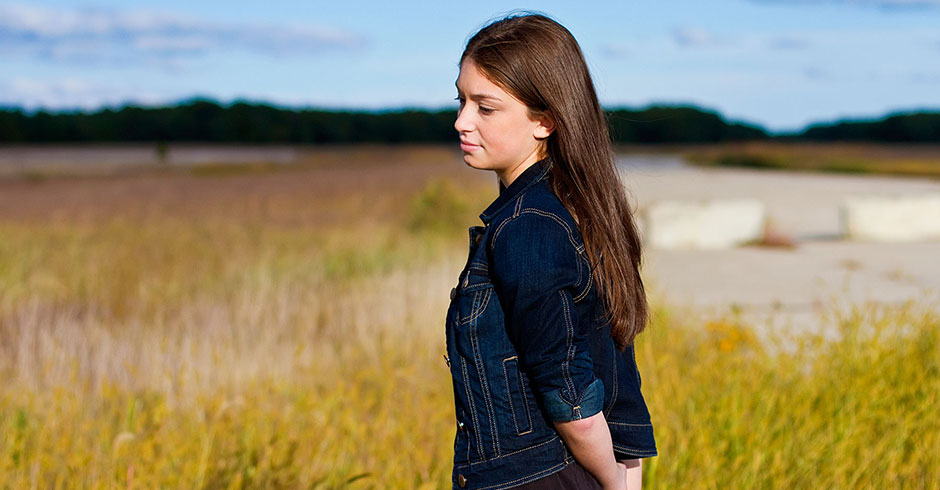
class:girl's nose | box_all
[454,107,473,134]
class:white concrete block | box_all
[840,193,940,242]
[642,199,766,250]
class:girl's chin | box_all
[462,156,490,171]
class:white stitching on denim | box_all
[454,434,562,469]
[461,287,492,325]
[520,207,588,293]
[559,290,576,400]
[572,253,584,302]
[501,356,522,434]
[518,209,579,249]
[467,459,569,490]
[460,357,485,459]
[480,288,492,321]
[491,209,587,298]
[612,443,657,457]
[459,288,480,325]
[474,340,501,459]
[469,261,488,272]
[468,292,500,458]
[573,255,593,303]
[608,421,653,427]
[488,433,559,461]
[466,429,471,464]
[605,342,618,415]
[490,218,512,248]
[491,208,575,250]
[567,233,584,291]
[518,369,534,434]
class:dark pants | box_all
[513,460,603,490]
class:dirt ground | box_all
[0,144,493,227]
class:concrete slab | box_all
[642,198,765,250]
[840,193,940,242]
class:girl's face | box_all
[454,59,554,187]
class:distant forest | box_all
[0,98,938,144]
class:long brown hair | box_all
[461,12,648,350]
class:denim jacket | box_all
[444,156,656,490]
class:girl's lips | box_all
[460,142,480,152]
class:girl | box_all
[444,12,656,490]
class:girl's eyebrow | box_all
[455,84,503,102]
[471,93,503,102]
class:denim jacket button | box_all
[457,474,467,487]
[450,287,457,300]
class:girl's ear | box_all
[533,110,555,140]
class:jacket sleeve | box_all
[489,212,604,423]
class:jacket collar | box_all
[479,156,552,224]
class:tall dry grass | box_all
[641,301,939,488]
[0,151,937,488]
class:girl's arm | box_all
[622,458,642,489]
[554,411,635,490]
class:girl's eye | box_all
[479,106,494,115]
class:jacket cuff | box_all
[543,378,605,422]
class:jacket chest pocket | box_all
[451,278,497,362]
[448,279,504,461]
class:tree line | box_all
[797,111,940,142]
[0,98,937,144]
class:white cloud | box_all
[0,77,170,110]
[132,35,215,55]
[671,26,730,48]
[0,3,368,66]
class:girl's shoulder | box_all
[490,178,582,245]
[487,179,587,276]
[485,179,594,300]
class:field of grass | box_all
[682,141,940,179]
[0,146,937,489]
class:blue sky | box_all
[1,0,939,132]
